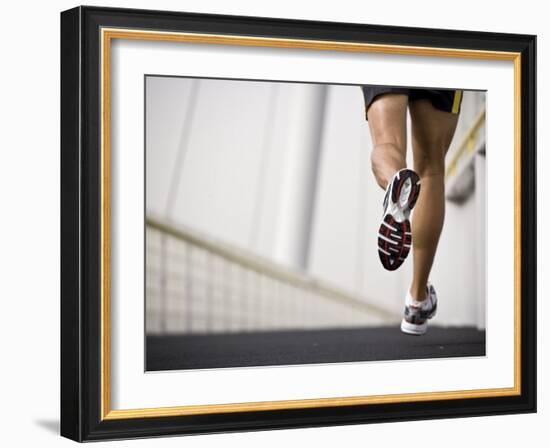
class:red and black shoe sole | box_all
[378,170,421,271]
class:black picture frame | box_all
[61,5,536,442]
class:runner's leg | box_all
[408,99,459,300]
[367,94,409,190]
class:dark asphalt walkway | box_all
[146,326,485,371]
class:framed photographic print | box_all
[60,6,536,442]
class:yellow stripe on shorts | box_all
[452,89,463,114]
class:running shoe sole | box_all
[378,169,421,271]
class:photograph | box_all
[144,76,487,371]
[59,6,536,441]
[0,0,545,444]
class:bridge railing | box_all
[146,216,398,334]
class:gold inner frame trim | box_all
[100,27,522,421]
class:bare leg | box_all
[366,94,409,189]
[409,99,459,300]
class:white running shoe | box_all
[378,168,421,271]
[400,283,438,335]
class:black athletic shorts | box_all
[361,86,463,120]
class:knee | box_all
[413,146,446,178]
[371,141,405,166]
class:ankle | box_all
[408,285,427,302]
